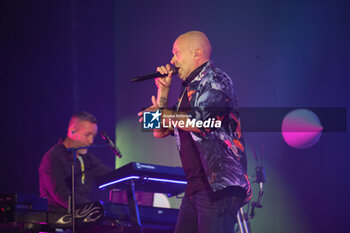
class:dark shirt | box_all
[39,139,113,212]
[178,62,211,196]
[174,60,251,202]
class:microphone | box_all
[100,131,122,158]
[130,66,179,82]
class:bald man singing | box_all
[138,31,252,233]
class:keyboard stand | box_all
[126,180,142,232]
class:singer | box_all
[39,111,113,212]
[138,31,251,233]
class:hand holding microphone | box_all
[134,64,175,123]
[130,64,178,83]
[155,64,174,89]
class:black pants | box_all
[174,188,245,233]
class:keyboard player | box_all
[39,111,114,212]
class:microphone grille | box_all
[171,66,179,74]
[100,131,108,140]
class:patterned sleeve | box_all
[187,75,234,133]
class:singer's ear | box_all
[194,49,202,60]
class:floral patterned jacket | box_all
[174,61,252,201]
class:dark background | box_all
[1,1,349,232]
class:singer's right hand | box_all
[155,64,173,88]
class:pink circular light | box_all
[281,109,323,149]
